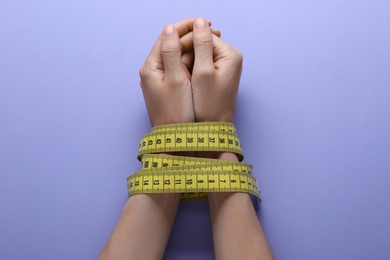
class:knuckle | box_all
[161,44,179,56]
[166,77,182,86]
[196,66,214,78]
[138,65,145,78]
[165,72,186,85]
[139,64,149,79]
[139,62,154,85]
[231,49,243,64]
[194,35,212,47]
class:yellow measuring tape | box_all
[127,122,261,202]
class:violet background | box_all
[1,0,390,259]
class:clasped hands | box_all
[140,18,243,127]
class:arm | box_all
[100,18,203,260]
[209,153,273,260]
[99,194,180,260]
[191,18,274,259]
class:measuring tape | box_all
[128,122,261,202]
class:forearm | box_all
[208,153,273,260]
[99,193,181,260]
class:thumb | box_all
[193,18,215,77]
[161,25,186,80]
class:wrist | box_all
[197,152,239,161]
[199,152,240,201]
[208,191,251,205]
[157,152,197,157]
[128,193,181,209]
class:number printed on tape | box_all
[129,122,260,202]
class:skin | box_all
[99,18,273,260]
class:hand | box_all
[139,18,221,126]
[191,18,243,123]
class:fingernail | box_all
[195,18,207,29]
[211,28,222,36]
[164,25,175,35]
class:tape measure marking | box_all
[128,122,261,201]
[152,122,237,133]
[128,171,259,197]
[141,154,252,173]
[138,130,243,161]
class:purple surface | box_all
[1,0,390,259]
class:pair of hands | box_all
[139,18,243,127]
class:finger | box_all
[211,34,243,69]
[144,33,164,71]
[211,33,231,55]
[211,28,221,37]
[174,18,211,37]
[181,51,194,73]
[193,18,215,74]
[146,18,212,64]
[161,25,185,79]
[180,28,221,53]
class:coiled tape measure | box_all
[127,122,261,203]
